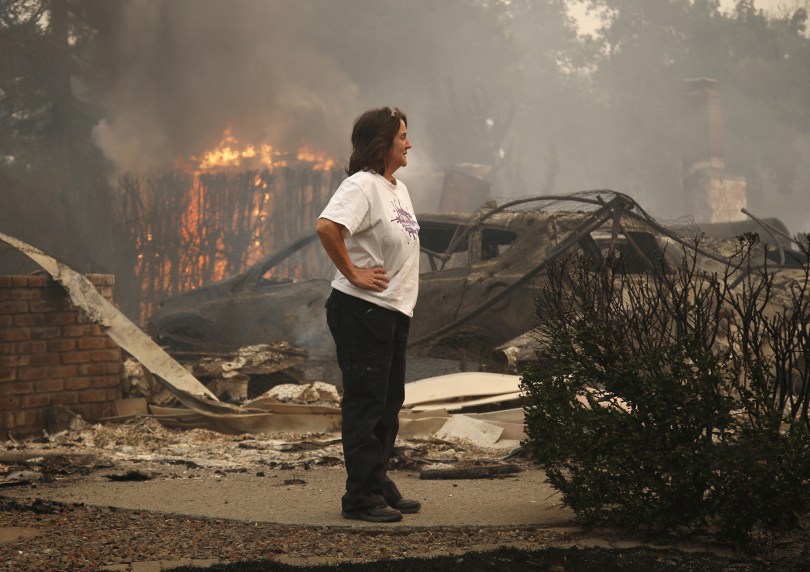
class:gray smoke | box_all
[92,1,359,173]
[90,0,810,233]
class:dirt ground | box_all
[0,418,808,571]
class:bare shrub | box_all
[521,235,810,542]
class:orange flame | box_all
[297,146,337,171]
[188,127,336,173]
[137,127,336,321]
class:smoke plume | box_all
[92,1,359,173]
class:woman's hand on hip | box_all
[352,266,390,292]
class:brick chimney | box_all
[681,78,747,223]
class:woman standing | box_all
[315,106,421,523]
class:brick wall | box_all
[0,274,122,438]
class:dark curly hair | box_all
[346,106,407,176]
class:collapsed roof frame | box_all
[409,190,799,348]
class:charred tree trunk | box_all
[47,0,82,257]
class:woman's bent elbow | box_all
[315,218,331,235]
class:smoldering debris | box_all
[0,372,529,485]
[419,462,522,480]
[257,382,339,406]
[123,358,178,407]
[0,413,527,487]
[0,471,43,488]
[123,342,312,406]
[104,469,156,482]
[190,343,308,383]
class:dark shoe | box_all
[391,498,421,514]
[341,505,403,523]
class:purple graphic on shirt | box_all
[390,199,420,240]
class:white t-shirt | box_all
[318,170,420,316]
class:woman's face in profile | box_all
[385,119,411,174]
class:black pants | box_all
[325,289,409,512]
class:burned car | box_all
[409,191,673,362]
[147,233,334,357]
[147,190,801,368]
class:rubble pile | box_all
[260,381,340,406]
[1,369,528,488]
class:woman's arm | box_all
[315,218,389,291]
